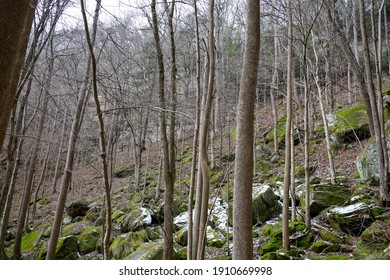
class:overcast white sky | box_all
[60,0,142,28]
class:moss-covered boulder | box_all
[259,228,283,255]
[310,241,329,253]
[119,205,152,233]
[39,235,79,260]
[264,119,301,148]
[62,221,89,236]
[176,227,188,246]
[113,165,134,178]
[124,242,164,260]
[356,120,390,181]
[293,232,313,249]
[21,231,43,253]
[57,236,80,259]
[252,184,282,224]
[325,255,349,260]
[328,105,370,144]
[299,182,351,217]
[78,226,102,254]
[82,203,103,225]
[328,202,374,235]
[206,227,226,248]
[66,199,90,219]
[319,229,343,244]
[260,250,290,260]
[109,230,148,260]
[354,220,390,259]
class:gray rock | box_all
[66,199,90,219]
[124,242,164,260]
[299,182,351,217]
[328,202,374,236]
[252,184,282,224]
[356,120,390,181]
[119,205,152,233]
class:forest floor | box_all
[1,81,387,260]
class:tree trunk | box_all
[324,0,375,136]
[188,0,202,260]
[282,0,293,252]
[270,26,279,155]
[80,0,112,259]
[0,0,36,150]
[151,0,176,260]
[195,0,216,260]
[46,0,102,260]
[13,76,50,259]
[359,0,389,204]
[232,0,260,260]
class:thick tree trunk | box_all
[0,0,36,150]
[233,0,260,260]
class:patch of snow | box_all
[141,207,152,225]
[330,202,367,215]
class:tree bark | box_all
[232,0,260,260]
[0,0,36,151]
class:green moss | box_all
[289,222,306,233]
[110,230,149,259]
[325,255,348,260]
[330,105,370,143]
[55,236,79,260]
[259,229,283,255]
[260,252,278,260]
[319,229,343,244]
[113,165,133,178]
[112,209,125,222]
[78,226,102,254]
[294,232,313,249]
[310,241,329,253]
[181,155,193,165]
[263,224,274,236]
[125,242,164,260]
[230,128,237,140]
[21,231,43,252]
[146,227,160,240]
[294,165,305,178]
[173,245,187,260]
[38,198,51,205]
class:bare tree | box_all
[282,0,293,251]
[193,0,216,260]
[151,0,176,260]
[46,0,102,260]
[80,0,112,259]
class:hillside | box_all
[1,84,389,260]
